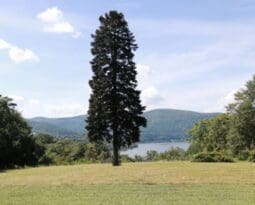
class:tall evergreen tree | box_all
[86,11,147,166]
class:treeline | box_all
[188,76,255,162]
[34,134,111,165]
[0,95,112,169]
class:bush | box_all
[159,147,187,161]
[134,155,143,162]
[146,150,158,161]
[192,152,234,162]
[237,150,250,161]
[192,152,217,162]
[216,154,234,162]
[249,150,255,162]
[121,154,134,162]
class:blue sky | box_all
[1,0,255,118]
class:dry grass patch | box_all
[0,161,254,186]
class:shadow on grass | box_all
[0,168,7,173]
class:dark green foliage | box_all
[134,155,143,162]
[248,150,255,162]
[34,134,112,165]
[120,154,135,162]
[237,150,250,161]
[86,11,146,165]
[159,147,187,161]
[227,76,255,153]
[192,152,234,163]
[0,95,42,169]
[35,133,56,144]
[146,150,158,161]
[188,76,255,161]
[192,152,216,162]
[188,114,230,154]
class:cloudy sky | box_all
[1,0,255,118]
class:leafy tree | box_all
[0,95,41,168]
[86,11,146,166]
[188,119,210,153]
[188,114,230,154]
[34,133,56,145]
[188,75,255,160]
[207,114,230,151]
[227,76,255,151]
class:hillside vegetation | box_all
[28,109,218,142]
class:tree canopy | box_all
[188,76,255,161]
[0,95,40,169]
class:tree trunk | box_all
[111,47,120,166]
[112,133,120,166]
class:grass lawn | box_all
[0,162,254,204]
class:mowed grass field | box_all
[0,162,254,205]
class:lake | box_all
[121,142,190,157]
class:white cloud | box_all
[3,95,42,117]
[37,7,63,23]
[0,38,39,64]
[37,7,81,38]
[136,39,255,112]
[133,19,255,113]
[137,64,152,78]
[136,64,164,109]
[211,84,247,112]
[141,86,164,108]
[0,39,11,50]
[9,47,39,64]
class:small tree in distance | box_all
[86,11,147,166]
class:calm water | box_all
[121,142,190,157]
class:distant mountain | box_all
[142,109,218,142]
[28,115,85,138]
[27,109,219,142]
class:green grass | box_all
[0,162,254,204]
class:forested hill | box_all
[28,109,219,142]
[142,109,218,142]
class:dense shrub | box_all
[121,154,135,162]
[146,150,158,161]
[134,155,143,162]
[158,148,187,161]
[192,152,216,162]
[249,150,255,162]
[192,152,234,162]
[237,150,250,161]
[34,134,112,165]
